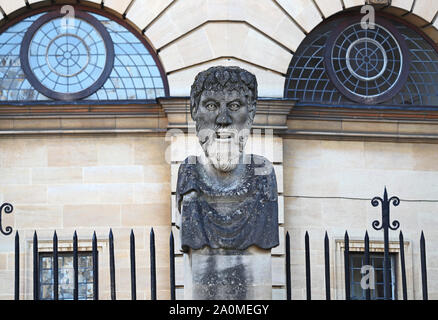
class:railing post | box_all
[53,231,58,300]
[285,231,291,300]
[92,231,99,300]
[73,231,79,300]
[130,229,137,300]
[399,231,408,300]
[344,231,350,301]
[371,187,400,300]
[305,231,311,300]
[324,232,330,300]
[150,228,156,300]
[33,231,39,300]
[109,229,116,300]
[364,231,370,300]
[169,231,175,301]
[420,231,428,300]
[14,231,19,300]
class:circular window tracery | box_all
[325,17,410,104]
[20,10,114,101]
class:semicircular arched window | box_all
[284,13,438,107]
[0,8,167,102]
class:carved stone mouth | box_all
[215,131,235,140]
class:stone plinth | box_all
[184,246,272,300]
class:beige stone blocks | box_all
[126,0,174,31]
[14,205,63,229]
[121,203,170,227]
[412,0,438,22]
[47,138,98,167]
[276,0,322,33]
[283,138,438,299]
[0,0,25,15]
[391,0,415,11]
[159,21,292,75]
[0,139,47,168]
[146,0,305,52]
[0,168,30,185]
[314,0,344,18]
[104,0,132,15]
[83,166,144,184]
[63,204,121,228]
[343,0,366,8]
[167,57,286,97]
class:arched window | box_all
[0,7,168,102]
[284,13,438,107]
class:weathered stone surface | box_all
[177,66,279,300]
[177,66,279,252]
[177,154,278,251]
[185,246,272,300]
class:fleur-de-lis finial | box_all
[371,187,400,231]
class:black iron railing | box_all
[13,227,177,300]
[3,188,431,300]
[284,189,430,300]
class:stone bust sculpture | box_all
[176,66,279,253]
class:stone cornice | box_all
[3,99,438,141]
[287,106,438,142]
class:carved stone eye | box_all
[228,102,240,111]
[205,103,217,111]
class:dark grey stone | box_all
[193,249,251,300]
[177,66,279,252]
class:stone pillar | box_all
[184,246,272,300]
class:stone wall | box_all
[1,134,437,300]
[0,134,172,299]
[283,138,438,300]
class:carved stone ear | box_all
[190,97,198,121]
[248,102,257,121]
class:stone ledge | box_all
[287,106,438,142]
[0,114,168,135]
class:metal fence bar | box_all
[371,188,400,301]
[73,231,79,300]
[169,230,175,300]
[399,231,407,300]
[324,232,330,300]
[344,231,350,300]
[33,231,39,300]
[364,231,370,300]
[150,228,157,300]
[109,229,116,300]
[383,230,391,301]
[92,231,99,300]
[53,231,58,300]
[305,231,311,300]
[420,231,428,300]
[14,231,19,301]
[285,231,291,300]
[130,229,136,300]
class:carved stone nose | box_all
[216,110,232,125]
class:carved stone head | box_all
[190,66,258,172]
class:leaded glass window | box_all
[285,13,438,107]
[40,252,94,300]
[350,253,397,300]
[0,8,167,102]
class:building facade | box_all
[0,0,437,300]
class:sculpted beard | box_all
[198,127,249,172]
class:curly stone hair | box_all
[190,66,258,121]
